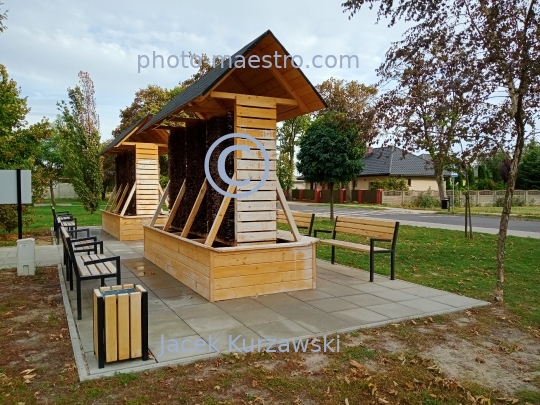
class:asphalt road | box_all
[287,203,540,235]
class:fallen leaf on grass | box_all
[377,398,389,404]
[522,377,532,382]
[405,381,414,389]
[475,356,485,364]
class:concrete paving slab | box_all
[201,326,263,353]
[375,280,417,290]
[214,297,266,312]
[430,294,485,308]
[331,307,390,324]
[286,289,333,301]
[399,286,448,298]
[370,290,419,302]
[348,283,391,293]
[307,297,359,312]
[150,334,204,362]
[229,307,287,326]
[183,314,245,335]
[154,286,193,299]
[249,319,312,340]
[400,298,455,313]
[341,294,392,307]
[316,281,365,297]
[271,303,351,333]
[173,303,228,319]
[366,302,425,319]
[254,293,303,308]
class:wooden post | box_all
[276,183,301,242]
[164,179,186,232]
[150,181,169,227]
[205,180,236,246]
[120,182,137,216]
[181,180,207,238]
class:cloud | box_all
[1,0,408,138]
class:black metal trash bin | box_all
[441,198,450,210]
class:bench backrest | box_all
[60,226,77,263]
[334,216,399,247]
[277,210,315,235]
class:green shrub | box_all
[495,196,526,207]
[409,191,440,208]
[370,177,409,191]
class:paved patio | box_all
[15,227,488,380]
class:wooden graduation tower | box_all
[142,30,326,301]
[100,116,169,240]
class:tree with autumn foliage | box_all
[374,40,496,201]
[316,77,377,139]
[57,71,102,214]
[277,115,311,194]
[343,0,540,302]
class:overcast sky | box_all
[1,0,408,139]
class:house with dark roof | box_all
[353,146,449,191]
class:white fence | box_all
[382,189,540,206]
[42,183,78,199]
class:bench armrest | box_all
[84,255,119,266]
[69,228,90,238]
[57,210,71,215]
[75,240,104,254]
[313,229,332,237]
[72,236,97,243]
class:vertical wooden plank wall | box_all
[135,144,160,215]
[234,95,278,245]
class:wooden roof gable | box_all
[140,30,326,131]
[101,114,169,155]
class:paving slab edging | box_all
[57,264,89,381]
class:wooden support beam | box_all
[109,185,124,212]
[103,186,116,211]
[164,179,186,232]
[114,184,130,214]
[166,117,203,124]
[186,106,226,114]
[181,180,208,238]
[122,142,168,148]
[210,91,298,106]
[120,182,137,216]
[276,183,301,242]
[150,181,169,227]
[266,63,309,113]
[205,180,236,246]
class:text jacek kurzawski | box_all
[156,334,340,357]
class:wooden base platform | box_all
[143,225,317,301]
[102,211,167,241]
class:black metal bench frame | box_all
[64,232,121,320]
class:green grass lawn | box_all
[283,218,540,327]
[0,198,104,245]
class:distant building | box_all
[352,146,448,191]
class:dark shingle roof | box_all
[101,115,152,155]
[359,147,450,177]
[139,29,326,132]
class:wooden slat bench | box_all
[314,216,400,282]
[60,225,103,285]
[64,230,121,320]
[277,209,315,236]
[51,205,76,243]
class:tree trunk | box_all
[49,180,56,206]
[329,182,335,221]
[495,120,526,302]
[434,165,447,200]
